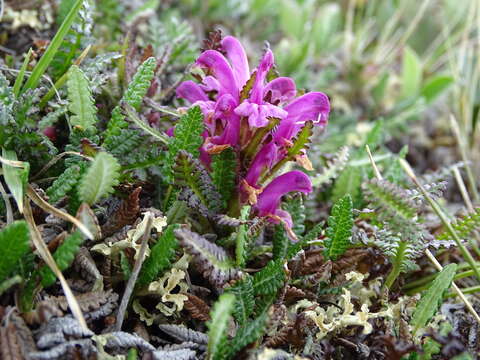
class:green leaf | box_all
[67,65,97,131]
[22,0,84,92]
[46,162,87,204]
[421,75,453,103]
[324,194,353,260]
[332,165,362,205]
[272,225,289,261]
[252,260,285,296]
[40,231,83,287]
[138,224,178,286]
[173,151,222,213]
[79,152,120,205]
[211,148,237,208]
[235,206,250,267]
[286,221,324,259]
[411,263,457,333]
[228,311,268,357]
[207,293,235,360]
[13,49,34,97]
[0,221,30,282]
[104,57,157,148]
[401,47,422,98]
[282,195,305,237]
[226,276,254,325]
[164,106,204,182]
[1,148,29,213]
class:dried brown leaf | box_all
[183,293,211,321]
[101,187,141,237]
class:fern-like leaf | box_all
[324,194,353,260]
[437,208,480,242]
[79,152,120,205]
[0,221,30,282]
[332,165,362,204]
[138,224,178,286]
[207,293,235,360]
[40,231,84,287]
[282,195,305,237]
[175,228,242,288]
[252,260,285,296]
[173,151,222,213]
[225,276,254,325]
[104,57,157,148]
[47,162,87,204]
[164,106,204,182]
[228,311,268,358]
[211,148,237,208]
[272,225,289,261]
[67,65,97,131]
[312,146,350,187]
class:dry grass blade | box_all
[115,212,153,331]
[23,200,89,331]
[26,185,94,240]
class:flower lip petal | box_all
[274,92,330,142]
[196,50,238,99]
[284,92,330,125]
[221,36,250,89]
[176,80,209,103]
[256,170,312,217]
[263,77,297,104]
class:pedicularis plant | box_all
[174,36,329,236]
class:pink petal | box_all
[222,36,250,89]
[250,50,274,104]
[196,50,238,99]
[245,142,278,186]
[264,77,297,104]
[275,92,330,141]
[176,80,208,103]
[256,170,312,216]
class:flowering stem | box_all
[259,121,313,184]
[242,117,280,162]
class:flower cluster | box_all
[176,35,330,233]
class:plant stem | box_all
[384,241,407,289]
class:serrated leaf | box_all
[324,194,353,260]
[1,148,29,213]
[207,293,235,360]
[272,225,289,261]
[226,275,254,325]
[104,57,157,148]
[0,221,30,282]
[211,148,236,208]
[164,106,204,182]
[252,260,285,296]
[79,152,120,205]
[138,224,178,286]
[411,264,457,333]
[40,231,84,287]
[332,165,362,204]
[67,65,97,131]
[228,311,268,357]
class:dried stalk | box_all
[115,213,153,331]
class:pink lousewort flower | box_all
[176,35,330,233]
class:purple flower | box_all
[255,170,312,228]
[175,35,330,232]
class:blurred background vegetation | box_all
[1,0,479,197]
